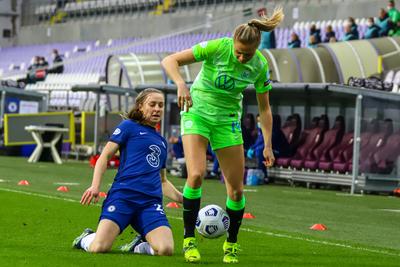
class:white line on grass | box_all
[380,209,400,213]
[239,228,400,257]
[0,179,10,182]
[336,193,363,197]
[53,182,81,186]
[243,189,258,192]
[1,187,399,257]
[0,187,84,204]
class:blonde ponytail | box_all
[233,7,284,45]
[248,7,284,32]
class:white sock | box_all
[133,242,155,255]
[81,233,96,252]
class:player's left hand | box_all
[263,146,275,167]
[80,186,100,205]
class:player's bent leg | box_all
[181,134,208,263]
[182,134,209,188]
[145,226,174,256]
[89,219,120,253]
[215,144,245,202]
[216,145,245,263]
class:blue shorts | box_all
[99,196,170,237]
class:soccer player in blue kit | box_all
[72,88,183,256]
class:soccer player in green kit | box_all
[162,7,284,264]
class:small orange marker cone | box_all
[166,202,180,208]
[18,180,30,186]
[57,186,69,192]
[243,212,255,219]
[99,192,107,198]
[310,224,327,231]
[394,188,400,197]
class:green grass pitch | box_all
[0,155,399,266]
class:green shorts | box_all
[180,111,243,150]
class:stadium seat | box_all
[319,132,354,171]
[372,132,400,174]
[359,120,394,173]
[289,127,325,169]
[304,119,344,170]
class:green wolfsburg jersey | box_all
[190,37,272,123]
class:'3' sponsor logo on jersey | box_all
[146,145,161,168]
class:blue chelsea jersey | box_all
[108,120,167,204]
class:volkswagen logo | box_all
[215,74,235,90]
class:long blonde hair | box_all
[233,7,284,45]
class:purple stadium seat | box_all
[304,127,343,170]
[319,132,353,171]
[289,127,324,169]
[372,132,400,174]
[359,120,394,173]
[304,116,345,170]
[275,157,292,167]
[332,132,373,173]
[282,125,296,143]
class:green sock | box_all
[226,196,246,243]
[183,184,202,238]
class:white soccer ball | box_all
[195,204,230,239]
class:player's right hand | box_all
[80,186,100,205]
[177,82,192,112]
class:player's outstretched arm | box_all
[256,91,275,167]
[80,141,119,205]
[161,49,196,112]
[160,169,183,203]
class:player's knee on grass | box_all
[89,241,112,253]
[156,243,174,256]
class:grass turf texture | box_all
[0,155,399,266]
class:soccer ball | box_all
[195,204,230,239]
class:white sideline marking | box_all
[0,179,10,183]
[1,187,399,258]
[53,182,80,186]
[336,193,363,197]
[239,228,400,257]
[244,189,258,192]
[0,187,82,203]
[380,209,400,213]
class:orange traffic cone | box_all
[166,202,180,208]
[243,212,256,219]
[393,188,400,197]
[310,224,328,231]
[57,186,69,192]
[99,192,107,198]
[18,180,30,186]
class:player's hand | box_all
[177,82,192,112]
[80,186,100,205]
[263,146,275,167]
